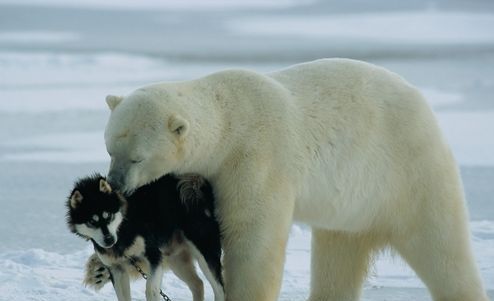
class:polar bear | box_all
[104,59,488,301]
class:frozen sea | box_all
[0,0,493,300]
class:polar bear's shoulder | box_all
[269,58,392,80]
[200,68,277,87]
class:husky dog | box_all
[66,173,224,301]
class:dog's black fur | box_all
[66,173,223,297]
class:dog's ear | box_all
[99,179,112,194]
[70,190,83,209]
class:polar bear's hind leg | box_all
[388,170,488,301]
[307,229,383,301]
[390,205,488,301]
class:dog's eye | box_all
[102,212,115,221]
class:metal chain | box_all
[125,255,172,301]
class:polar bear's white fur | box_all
[104,59,488,301]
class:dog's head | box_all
[66,174,127,248]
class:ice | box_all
[421,88,463,109]
[0,51,173,89]
[229,12,494,44]
[0,31,79,44]
[1,132,107,163]
[0,0,311,10]
[437,112,494,166]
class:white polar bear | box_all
[104,59,488,301]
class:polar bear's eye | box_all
[131,159,143,164]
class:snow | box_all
[0,246,217,301]
[0,223,493,301]
[229,12,494,44]
[368,221,494,290]
[1,0,493,300]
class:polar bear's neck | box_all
[164,71,280,177]
[158,80,236,177]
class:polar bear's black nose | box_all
[107,173,123,190]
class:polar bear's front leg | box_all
[222,215,292,301]
[217,177,295,301]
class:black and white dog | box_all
[66,173,224,301]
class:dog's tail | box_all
[177,174,214,210]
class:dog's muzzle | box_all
[103,235,115,248]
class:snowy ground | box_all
[0,0,493,300]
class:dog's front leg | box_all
[109,265,131,301]
[145,264,165,301]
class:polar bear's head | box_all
[104,90,190,194]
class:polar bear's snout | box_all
[107,171,124,192]
[107,160,128,192]
[107,159,140,195]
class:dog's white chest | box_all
[124,236,146,257]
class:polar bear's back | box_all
[267,59,457,230]
[268,58,424,111]
[268,58,444,156]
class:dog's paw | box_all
[83,253,111,291]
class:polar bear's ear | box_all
[105,95,123,111]
[168,115,189,138]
